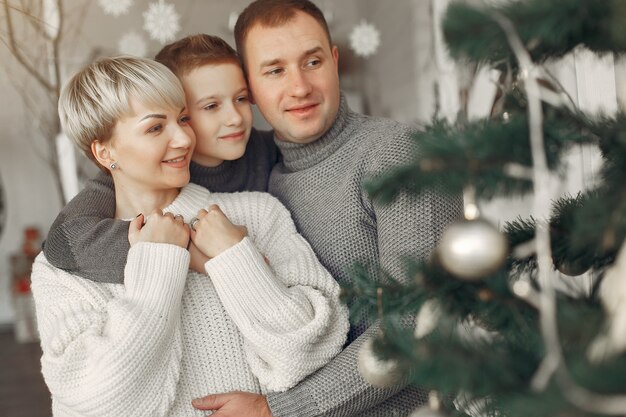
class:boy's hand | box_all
[128,210,190,249]
[188,241,210,273]
[192,392,272,417]
[190,205,247,259]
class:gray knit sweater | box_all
[42,128,278,282]
[265,96,463,417]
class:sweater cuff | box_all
[204,237,292,318]
[124,242,189,312]
[267,387,319,417]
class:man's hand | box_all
[192,391,272,417]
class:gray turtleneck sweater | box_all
[42,128,278,282]
[264,96,463,417]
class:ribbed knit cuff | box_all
[266,388,319,417]
[124,242,189,313]
[204,237,293,320]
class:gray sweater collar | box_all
[274,94,356,172]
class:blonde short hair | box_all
[58,56,186,170]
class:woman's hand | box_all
[188,241,210,273]
[190,205,247,259]
[128,210,190,249]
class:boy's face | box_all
[181,62,253,167]
[243,11,340,144]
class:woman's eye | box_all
[147,124,163,134]
[179,115,191,124]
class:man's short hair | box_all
[234,0,332,71]
[58,56,185,171]
[155,34,240,78]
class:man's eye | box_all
[266,68,284,76]
[306,59,321,67]
[147,124,162,133]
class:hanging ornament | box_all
[98,0,133,17]
[118,31,148,57]
[414,299,441,339]
[410,391,450,417]
[357,337,404,388]
[588,240,626,362]
[438,218,508,281]
[143,0,181,44]
[349,20,381,57]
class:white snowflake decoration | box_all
[349,20,381,58]
[98,0,133,17]
[118,31,148,57]
[143,1,180,45]
[228,12,239,33]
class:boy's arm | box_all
[43,171,129,283]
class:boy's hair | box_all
[155,34,240,78]
[58,56,185,172]
[234,0,332,71]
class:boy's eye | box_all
[147,124,163,134]
[203,103,218,111]
[236,95,249,103]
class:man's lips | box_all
[218,131,246,141]
[286,103,318,115]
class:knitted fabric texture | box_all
[32,184,348,417]
[265,95,464,416]
[42,128,278,283]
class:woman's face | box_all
[107,97,196,192]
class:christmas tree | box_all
[342,0,626,416]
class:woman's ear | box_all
[91,140,114,171]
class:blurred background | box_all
[0,0,624,415]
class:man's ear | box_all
[332,45,339,69]
[91,140,114,171]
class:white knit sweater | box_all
[31,184,349,417]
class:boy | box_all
[44,34,279,282]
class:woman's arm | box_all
[198,193,349,392]
[32,241,189,417]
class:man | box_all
[191,1,463,416]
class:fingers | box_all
[127,213,144,247]
[192,393,229,410]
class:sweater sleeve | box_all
[203,193,349,392]
[31,243,189,417]
[43,171,128,283]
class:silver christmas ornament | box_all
[438,218,508,281]
[357,337,404,388]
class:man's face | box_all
[181,63,252,167]
[244,11,341,144]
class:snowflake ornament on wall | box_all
[143,0,180,44]
[349,20,381,58]
[118,31,148,57]
[98,0,133,17]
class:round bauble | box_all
[438,218,508,281]
[357,337,404,388]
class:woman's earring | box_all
[110,162,118,170]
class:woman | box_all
[31,56,348,417]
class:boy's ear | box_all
[91,140,114,170]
